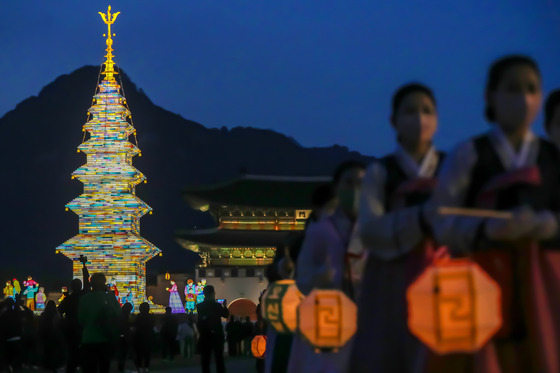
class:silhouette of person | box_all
[160,306,178,362]
[197,285,229,373]
[39,300,66,371]
[225,316,239,356]
[78,273,120,373]
[241,316,254,356]
[58,256,90,373]
[117,302,133,373]
[132,302,155,373]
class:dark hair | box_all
[310,184,335,208]
[41,300,58,321]
[391,83,436,118]
[122,302,133,314]
[485,55,541,122]
[203,285,215,297]
[333,160,366,185]
[90,273,106,291]
[139,302,150,314]
[545,89,560,133]
[70,278,82,293]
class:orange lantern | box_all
[164,272,170,280]
[406,259,502,354]
[263,280,303,333]
[297,289,357,351]
[251,335,267,359]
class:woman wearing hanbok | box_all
[264,185,335,373]
[350,83,447,373]
[544,89,560,147]
[166,280,185,314]
[430,55,560,373]
[287,160,365,373]
[184,279,197,313]
[12,278,21,297]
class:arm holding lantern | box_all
[357,161,424,260]
[429,140,552,252]
[429,140,492,254]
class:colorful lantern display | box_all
[56,6,160,310]
[263,280,304,333]
[297,289,357,351]
[406,259,502,354]
[251,335,267,359]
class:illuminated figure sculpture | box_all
[24,276,38,288]
[3,281,14,299]
[196,279,206,304]
[56,6,160,310]
[184,279,197,313]
[59,287,68,304]
[12,278,21,297]
[166,280,185,314]
[23,283,38,310]
[122,288,135,312]
[36,287,47,311]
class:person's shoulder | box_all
[79,291,94,302]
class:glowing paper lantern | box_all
[297,289,357,351]
[406,259,502,354]
[165,273,170,280]
[251,335,267,359]
[263,280,303,333]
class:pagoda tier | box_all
[57,6,160,310]
[72,163,146,184]
[78,141,141,156]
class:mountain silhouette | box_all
[0,65,373,289]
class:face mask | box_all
[397,113,437,145]
[494,93,539,132]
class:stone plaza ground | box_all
[19,355,256,373]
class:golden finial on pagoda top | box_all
[98,6,121,81]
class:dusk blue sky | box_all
[2,1,560,156]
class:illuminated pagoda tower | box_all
[57,6,160,308]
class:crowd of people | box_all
[0,259,260,373]
[0,260,226,373]
[261,54,560,373]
